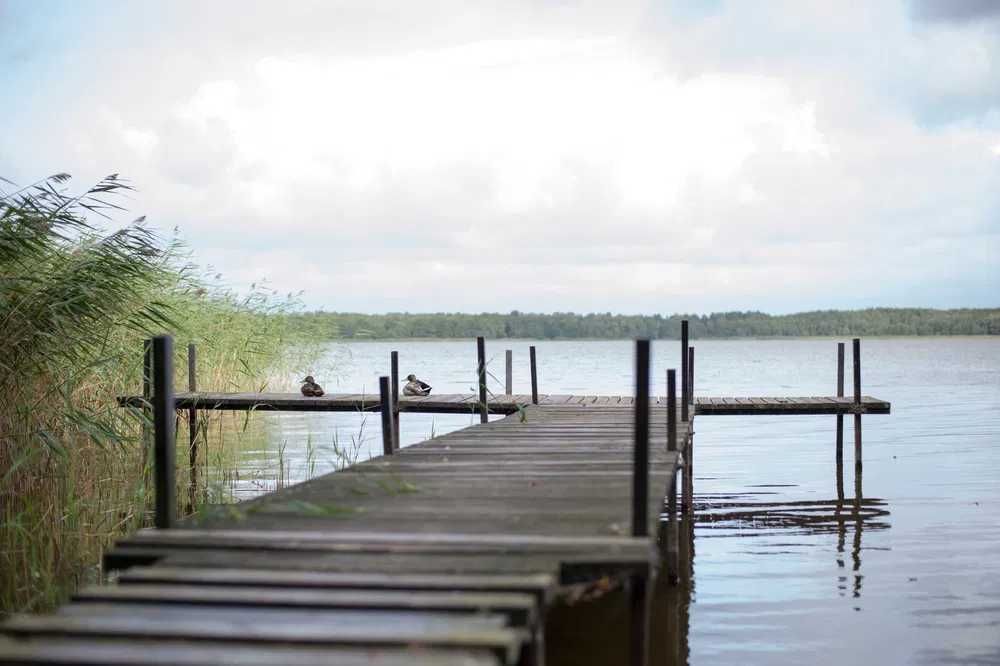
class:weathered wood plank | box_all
[0,636,502,666]
[72,585,538,626]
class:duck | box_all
[300,375,325,397]
[403,374,432,396]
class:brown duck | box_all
[403,374,432,396]
[300,375,325,397]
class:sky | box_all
[1,0,998,314]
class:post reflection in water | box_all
[545,441,890,666]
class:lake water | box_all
[211,337,1000,665]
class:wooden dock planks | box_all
[693,396,890,415]
[120,391,890,417]
[3,404,686,666]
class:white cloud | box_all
[1,1,997,313]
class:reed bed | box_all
[0,174,308,616]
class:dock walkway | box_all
[122,391,890,415]
[1,402,688,666]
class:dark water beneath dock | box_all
[215,337,1000,665]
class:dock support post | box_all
[633,340,650,537]
[667,370,677,454]
[379,376,396,455]
[141,339,152,477]
[390,351,400,446]
[631,339,651,666]
[665,369,679,584]
[681,320,689,422]
[836,342,845,465]
[688,346,695,406]
[853,338,862,472]
[505,349,513,395]
[529,345,538,405]
[152,335,175,530]
[187,343,198,514]
[477,337,488,424]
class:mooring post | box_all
[505,349,513,395]
[152,335,175,529]
[529,345,539,405]
[476,336,488,424]
[390,351,400,446]
[379,376,396,455]
[688,346,695,406]
[836,342,845,465]
[853,338,862,471]
[665,368,679,584]
[141,338,152,474]
[631,339,651,666]
[187,343,198,513]
[667,369,677,453]
[633,340,650,537]
[681,320,689,422]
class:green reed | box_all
[0,174,309,616]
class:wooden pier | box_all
[0,332,890,665]
[121,392,890,415]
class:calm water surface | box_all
[214,337,1000,665]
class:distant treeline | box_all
[288,308,1000,339]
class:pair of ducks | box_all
[299,374,432,397]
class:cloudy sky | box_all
[2,0,998,314]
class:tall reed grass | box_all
[0,174,305,616]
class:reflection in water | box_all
[698,463,889,605]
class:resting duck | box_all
[403,374,432,396]
[300,375,325,397]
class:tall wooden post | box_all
[379,376,396,455]
[688,346,695,406]
[630,339,651,666]
[152,335,175,529]
[505,350,513,395]
[680,320,689,422]
[632,340,650,538]
[476,337,488,424]
[141,339,152,475]
[853,338,862,471]
[529,346,539,405]
[390,351,400,446]
[836,342,845,464]
[666,370,677,453]
[187,343,198,513]
[665,369,679,584]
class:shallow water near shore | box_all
[209,337,1000,665]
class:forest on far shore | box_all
[287,307,1000,340]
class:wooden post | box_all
[680,320,689,422]
[187,343,198,513]
[688,346,695,406]
[141,339,152,474]
[152,335,175,529]
[633,340,650,538]
[476,336,488,424]
[529,346,539,405]
[390,351,400,446]
[630,339,651,666]
[379,376,396,455]
[836,342,845,465]
[667,369,677,453]
[853,338,862,471]
[505,349,513,395]
[667,367,684,551]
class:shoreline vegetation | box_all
[0,174,311,617]
[288,308,1000,340]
